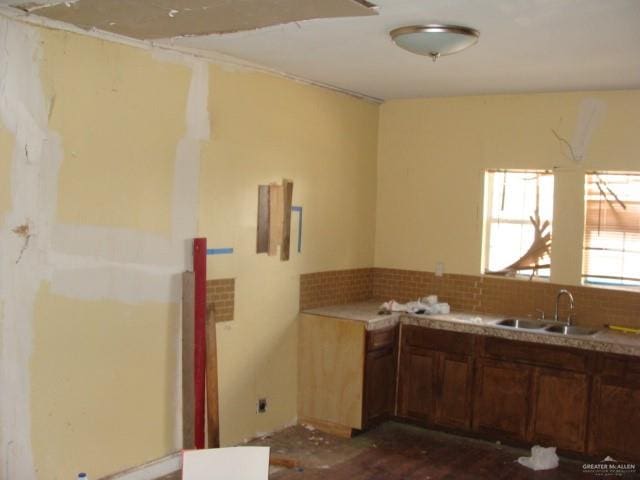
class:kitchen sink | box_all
[496,318,548,329]
[495,319,600,336]
[544,324,598,336]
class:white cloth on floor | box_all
[517,445,559,471]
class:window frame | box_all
[482,169,554,279]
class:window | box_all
[483,170,554,279]
[583,172,640,287]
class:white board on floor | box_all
[182,447,270,480]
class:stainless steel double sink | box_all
[495,318,599,336]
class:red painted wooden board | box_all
[193,238,207,449]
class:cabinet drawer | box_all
[598,354,640,384]
[402,325,474,355]
[481,337,590,372]
[367,325,397,352]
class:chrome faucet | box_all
[554,289,575,325]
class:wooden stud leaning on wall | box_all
[182,271,196,449]
[193,238,207,449]
[185,239,220,449]
[206,305,220,448]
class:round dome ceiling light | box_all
[390,24,480,62]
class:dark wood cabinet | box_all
[398,346,438,421]
[358,321,639,461]
[472,358,532,440]
[473,336,593,453]
[362,326,398,428]
[588,354,640,462]
[435,353,474,429]
[398,326,474,430]
[530,368,589,452]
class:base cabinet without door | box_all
[362,325,399,428]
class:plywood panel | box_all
[298,314,365,429]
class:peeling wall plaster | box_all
[0,17,63,480]
[0,18,210,478]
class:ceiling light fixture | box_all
[390,24,479,62]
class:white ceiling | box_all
[5,0,640,100]
[158,0,640,100]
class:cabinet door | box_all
[363,346,397,427]
[435,353,473,430]
[398,347,438,422]
[530,368,589,452]
[472,359,532,440]
[588,375,640,462]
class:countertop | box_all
[303,301,640,357]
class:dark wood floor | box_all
[267,422,594,480]
[158,421,639,479]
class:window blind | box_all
[583,173,640,285]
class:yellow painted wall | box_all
[0,125,14,219]
[30,284,179,479]
[11,15,640,480]
[13,21,378,480]
[41,30,191,235]
[376,91,640,286]
[200,65,379,445]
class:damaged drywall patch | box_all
[552,98,607,163]
[11,222,32,264]
[48,53,208,304]
[0,21,210,478]
[26,0,376,40]
[571,98,606,162]
[0,19,210,479]
[46,32,189,236]
[0,17,64,480]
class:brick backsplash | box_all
[206,278,235,322]
[299,268,374,310]
[372,268,481,312]
[373,268,640,329]
[299,267,639,327]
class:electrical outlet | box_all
[435,261,444,277]
[257,398,267,414]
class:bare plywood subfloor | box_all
[23,0,376,40]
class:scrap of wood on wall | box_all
[256,179,294,260]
